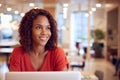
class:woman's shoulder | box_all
[12,46,25,55]
[13,46,24,51]
[49,46,65,56]
[53,46,64,52]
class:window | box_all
[57,13,65,44]
[71,11,88,48]
[0,14,13,40]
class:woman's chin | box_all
[39,42,47,47]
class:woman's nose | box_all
[41,28,47,34]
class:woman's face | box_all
[32,15,51,47]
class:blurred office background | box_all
[0,0,120,80]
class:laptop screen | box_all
[5,71,81,80]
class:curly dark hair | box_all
[19,8,58,52]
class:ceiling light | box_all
[20,13,25,17]
[96,3,102,8]
[7,8,12,11]
[0,4,2,7]
[14,11,19,14]
[91,8,96,11]
[29,3,35,7]
[89,11,92,14]
[63,3,68,7]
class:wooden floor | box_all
[0,55,119,80]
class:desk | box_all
[0,40,19,48]
[0,48,13,63]
[81,71,98,80]
[67,56,85,70]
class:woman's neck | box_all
[32,45,46,56]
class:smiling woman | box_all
[8,8,69,71]
[32,16,51,48]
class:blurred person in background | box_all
[114,58,120,77]
[75,42,85,58]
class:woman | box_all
[8,8,68,71]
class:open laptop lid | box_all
[6,71,81,80]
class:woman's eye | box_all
[36,26,41,29]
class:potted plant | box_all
[92,29,105,58]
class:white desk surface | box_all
[0,40,19,47]
[0,48,13,53]
[67,56,85,63]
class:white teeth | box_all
[40,37,47,40]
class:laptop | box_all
[5,71,81,80]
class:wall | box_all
[118,6,120,58]
[106,4,120,61]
